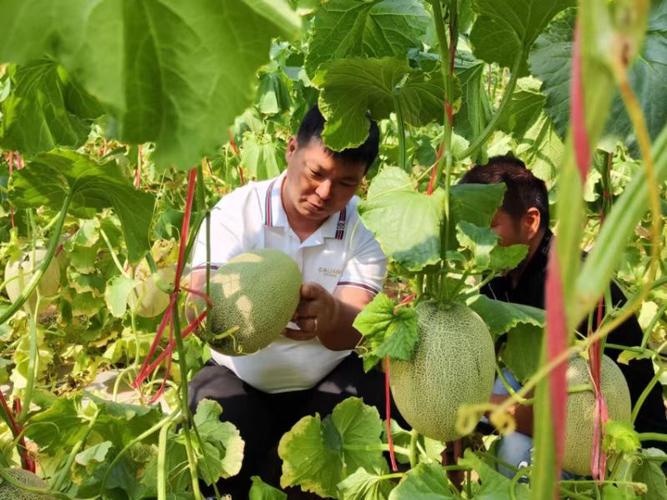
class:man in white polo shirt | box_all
[187,106,396,497]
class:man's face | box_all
[490,209,528,247]
[283,138,366,223]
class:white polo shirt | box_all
[191,171,387,393]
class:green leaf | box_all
[337,467,395,500]
[450,183,506,228]
[249,476,287,500]
[11,150,154,262]
[0,0,300,169]
[459,450,531,499]
[359,166,445,271]
[76,441,113,467]
[192,399,244,483]
[501,324,543,382]
[104,275,138,319]
[388,462,456,499]
[496,77,546,140]
[256,71,292,115]
[633,449,667,500]
[489,244,529,272]
[456,222,498,270]
[467,294,544,338]
[305,0,430,76]
[0,60,102,155]
[455,61,493,143]
[470,0,574,73]
[353,293,418,370]
[530,4,667,143]
[278,397,387,498]
[314,58,448,150]
[240,131,286,181]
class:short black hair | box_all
[296,105,380,172]
[460,155,550,229]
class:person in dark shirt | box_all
[460,156,667,469]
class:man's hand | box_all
[284,282,340,342]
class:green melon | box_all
[390,300,496,442]
[0,468,54,499]
[563,354,632,476]
[4,248,61,313]
[204,249,302,355]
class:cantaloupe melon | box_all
[563,354,632,476]
[0,468,54,499]
[203,249,302,355]
[4,248,60,313]
[390,300,496,442]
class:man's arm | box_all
[284,283,374,351]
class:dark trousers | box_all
[188,353,405,498]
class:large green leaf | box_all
[459,450,530,499]
[450,183,506,228]
[388,462,456,499]
[454,61,493,143]
[305,0,429,76]
[192,399,244,484]
[467,294,544,339]
[529,2,667,143]
[353,293,418,371]
[314,58,449,150]
[359,166,446,271]
[10,150,154,262]
[469,0,574,72]
[240,131,286,181]
[633,449,667,500]
[496,78,546,140]
[278,397,387,498]
[0,0,300,169]
[249,476,288,500]
[0,60,102,155]
[337,468,395,500]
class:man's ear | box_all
[286,137,298,162]
[523,207,541,240]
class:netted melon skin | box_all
[0,468,53,499]
[207,249,302,355]
[390,301,496,442]
[562,355,632,476]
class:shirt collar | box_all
[263,172,348,241]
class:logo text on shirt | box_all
[319,266,342,278]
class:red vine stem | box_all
[426,145,444,195]
[0,389,34,471]
[589,299,608,480]
[133,169,210,399]
[384,356,398,472]
[545,245,568,497]
[571,20,591,182]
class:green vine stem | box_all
[460,51,523,160]
[50,408,100,492]
[392,92,408,172]
[632,367,666,424]
[101,411,182,492]
[0,190,73,326]
[18,297,40,424]
[408,428,418,468]
[171,300,203,499]
[157,416,174,500]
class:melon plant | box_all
[390,300,496,442]
[203,249,302,355]
[0,468,54,499]
[562,354,632,476]
[4,248,61,313]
